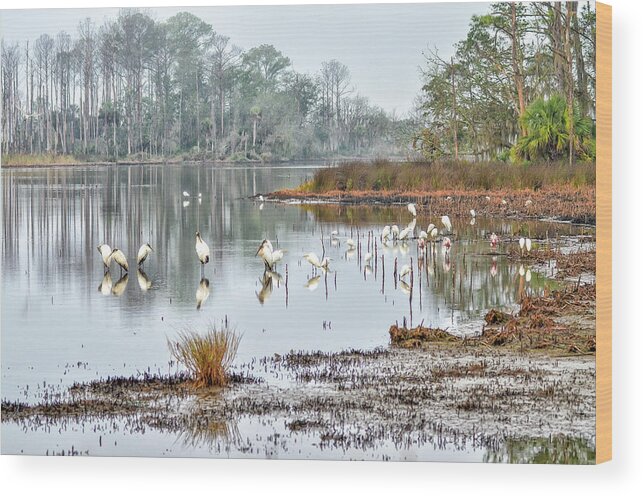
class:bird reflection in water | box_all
[137,269,153,291]
[196,278,210,310]
[256,270,283,304]
[111,274,129,296]
[305,275,321,291]
[98,271,113,296]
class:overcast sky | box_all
[0,2,491,114]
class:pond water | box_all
[1,163,594,459]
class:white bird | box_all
[391,225,400,239]
[97,243,113,270]
[399,264,411,280]
[364,252,372,264]
[320,257,331,269]
[519,237,526,252]
[330,230,339,238]
[407,203,417,217]
[526,269,532,282]
[137,269,152,291]
[110,248,129,273]
[419,230,428,240]
[427,223,435,233]
[258,195,265,202]
[525,238,532,252]
[98,272,113,296]
[382,226,391,240]
[303,252,322,268]
[270,249,286,266]
[398,226,412,241]
[430,227,438,238]
[183,191,190,198]
[470,209,476,217]
[441,215,452,233]
[399,280,411,295]
[519,265,526,277]
[485,196,491,202]
[137,243,153,266]
[182,200,190,208]
[346,239,356,250]
[525,199,533,207]
[256,239,275,270]
[196,278,210,310]
[195,231,210,269]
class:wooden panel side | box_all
[596,1,612,465]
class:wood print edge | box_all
[596,1,612,464]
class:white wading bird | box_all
[183,191,190,198]
[419,230,428,240]
[137,243,154,267]
[256,239,274,270]
[427,223,435,234]
[330,230,339,238]
[110,248,129,273]
[346,239,356,250]
[398,226,413,241]
[303,252,322,269]
[196,278,210,310]
[407,203,417,217]
[391,225,400,240]
[470,209,476,218]
[399,264,411,280]
[382,226,391,240]
[97,243,113,271]
[441,215,452,233]
[430,227,438,238]
[195,232,210,272]
[519,237,526,255]
[525,238,532,253]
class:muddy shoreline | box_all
[267,187,596,225]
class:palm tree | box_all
[511,95,595,162]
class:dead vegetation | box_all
[389,281,595,356]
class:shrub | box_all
[168,325,241,388]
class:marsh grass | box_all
[168,325,241,388]
[2,153,79,166]
[306,159,595,193]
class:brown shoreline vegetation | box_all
[268,160,596,224]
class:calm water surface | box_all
[1,163,593,459]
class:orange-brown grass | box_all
[304,159,595,193]
[168,325,241,388]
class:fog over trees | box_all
[2,2,596,164]
[1,9,403,161]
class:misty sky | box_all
[0,3,492,114]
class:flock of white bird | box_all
[97,201,535,300]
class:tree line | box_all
[414,1,596,164]
[1,10,401,161]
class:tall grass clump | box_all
[168,324,241,388]
[2,153,78,166]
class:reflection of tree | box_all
[483,436,595,464]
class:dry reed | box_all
[168,325,241,388]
